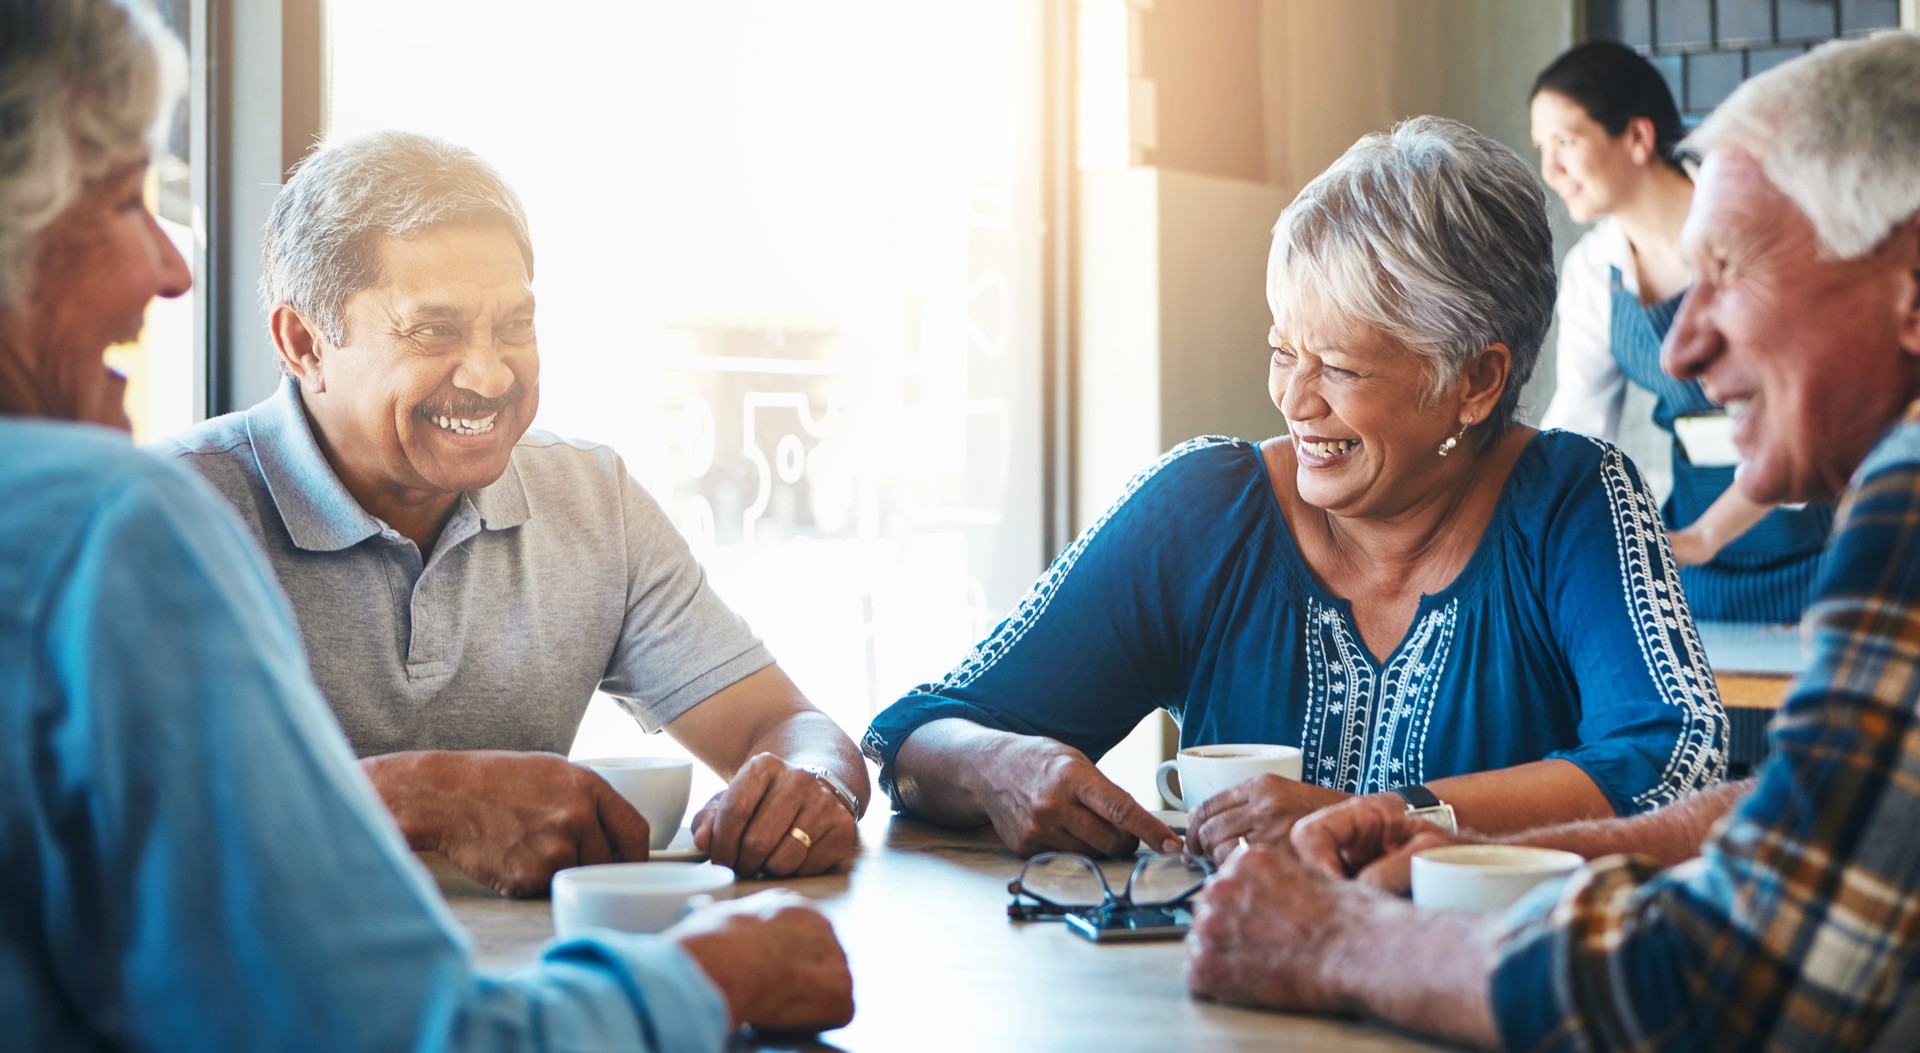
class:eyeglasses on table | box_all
[1006,851,1213,921]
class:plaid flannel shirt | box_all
[1490,402,1920,1052]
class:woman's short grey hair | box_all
[260,130,534,346]
[0,0,183,308]
[1683,31,1920,261]
[1267,116,1556,444]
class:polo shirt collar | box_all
[246,377,531,551]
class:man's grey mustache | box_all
[420,384,526,420]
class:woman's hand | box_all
[978,735,1182,857]
[1183,775,1358,860]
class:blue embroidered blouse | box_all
[864,432,1728,815]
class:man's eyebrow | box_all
[392,292,536,323]
[395,302,470,323]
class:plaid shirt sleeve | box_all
[1488,410,1920,1053]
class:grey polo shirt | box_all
[152,378,773,757]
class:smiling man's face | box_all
[1662,150,1920,504]
[301,224,539,507]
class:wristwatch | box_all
[801,764,866,819]
[1393,784,1457,834]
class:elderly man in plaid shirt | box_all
[1184,31,1920,1052]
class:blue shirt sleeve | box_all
[861,438,1253,810]
[1534,435,1728,813]
[27,451,729,1053]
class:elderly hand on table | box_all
[692,753,859,877]
[1187,844,1502,1047]
[974,735,1182,857]
[670,890,855,1034]
[361,749,655,898]
[1182,775,1370,861]
[1289,795,1480,894]
[1186,843,1392,1013]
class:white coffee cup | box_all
[1155,744,1304,810]
[1410,844,1584,912]
[551,861,736,936]
[580,756,693,851]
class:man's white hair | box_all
[0,0,184,308]
[1684,31,1920,260]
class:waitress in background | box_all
[1531,40,1829,623]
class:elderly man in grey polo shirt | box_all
[155,131,868,896]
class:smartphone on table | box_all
[1063,904,1192,942]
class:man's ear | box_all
[1893,214,1920,361]
[1459,342,1512,426]
[270,304,326,393]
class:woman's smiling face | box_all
[1269,312,1480,521]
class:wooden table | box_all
[433,812,1453,1052]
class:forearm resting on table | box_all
[1329,900,1503,1049]
[359,750,458,848]
[1419,758,1616,836]
[890,719,1020,828]
[665,666,871,811]
[1497,776,1752,865]
[737,709,871,812]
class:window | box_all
[325,1,1049,793]
[112,0,198,442]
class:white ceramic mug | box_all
[580,756,693,851]
[1410,844,1584,912]
[1155,744,1304,810]
[551,861,736,936]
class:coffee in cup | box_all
[551,861,735,936]
[580,756,693,850]
[1410,844,1583,912]
[1155,743,1304,810]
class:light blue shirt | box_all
[0,418,729,1052]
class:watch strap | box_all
[801,764,865,819]
[1393,784,1444,811]
[1393,783,1457,833]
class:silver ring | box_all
[789,826,813,849]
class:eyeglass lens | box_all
[1125,853,1211,907]
[1015,853,1113,909]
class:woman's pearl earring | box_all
[1437,418,1471,457]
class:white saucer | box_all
[1152,809,1189,834]
[649,826,707,863]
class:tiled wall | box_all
[1587,0,1901,118]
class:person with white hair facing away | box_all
[863,116,1726,863]
[1187,32,1920,1053]
[0,1,852,1048]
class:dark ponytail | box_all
[1532,41,1688,175]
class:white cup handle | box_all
[1155,760,1184,810]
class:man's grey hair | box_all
[0,0,183,308]
[1683,31,1920,261]
[261,130,534,347]
[1267,116,1556,443]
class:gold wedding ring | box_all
[789,825,814,849]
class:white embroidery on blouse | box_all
[1584,437,1728,806]
[1298,596,1459,793]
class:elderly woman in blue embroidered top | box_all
[863,117,1728,859]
